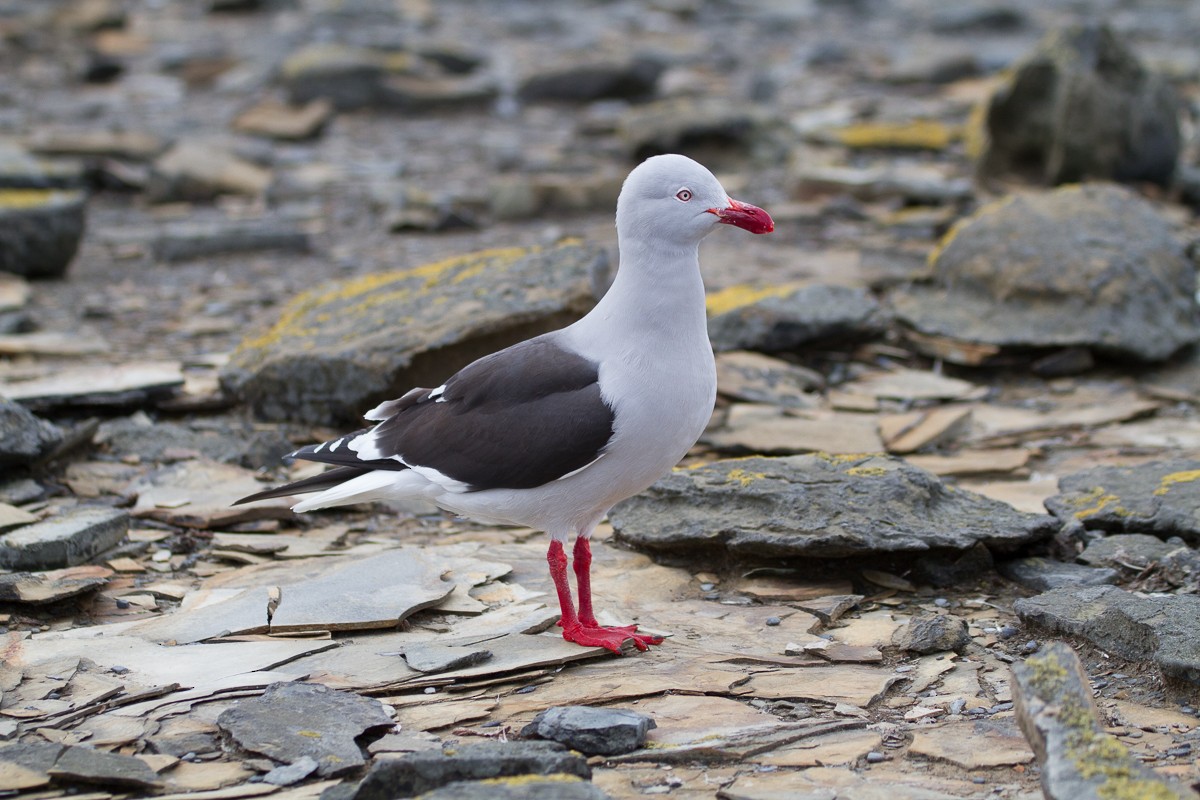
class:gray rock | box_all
[1013,641,1191,800]
[893,185,1200,363]
[0,507,128,571]
[609,454,1056,559]
[402,642,492,673]
[333,741,591,800]
[1078,534,1182,569]
[0,477,46,505]
[1045,460,1200,541]
[0,399,63,466]
[96,417,294,470]
[487,173,623,222]
[518,56,664,103]
[618,97,774,162]
[931,5,1025,32]
[521,705,656,756]
[151,220,311,262]
[47,744,163,791]
[912,542,995,587]
[263,756,319,786]
[221,241,607,425]
[417,778,612,800]
[973,23,1182,187]
[0,189,87,279]
[707,283,888,353]
[0,568,112,604]
[279,44,386,110]
[377,73,499,113]
[893,613,971,654]
[714,351,824,409]
[217,682,394,777]
[1014,585,1200,684]
[998,557,1120,591]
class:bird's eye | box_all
[675,188,692,202]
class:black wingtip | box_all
[231,465,373,507]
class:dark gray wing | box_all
[290,336,615,491]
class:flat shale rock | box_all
[617,97,772,162]
[151,219,311,262]
[148,140,271,201]
[1013,641,1191,799]
[973,23,1181,186]
[0,188,87,279]
[715,351,824,408]
[706,282,888,353]
[0,361,184,411]
[893,184,1200,363]
[998,557,1120,591]
[518,56,664,103]
[416,777,611,800]
[610,454,1056,559]
[330,741,591,800]
[1078,533,1182,569]
[0,398,62,465]
[216,682,394,777]
[1014,585,1200,684]
[221,242,606,424]
[1045,459,1200,540]
[0,565,112,604]
[47,744,163,790]
[521,705,657,756]
[0,506,128,570]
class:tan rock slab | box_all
[906,447,1032,477]
[880,405,972,454]
[909,719,1034,768]
[707,405,885,454]
[129,460,295,530]
[233,99,334,141]
[844,368,983,402]
[0,502,38,531]
[0,361,184,409]
[163,760,256,792]
[642,694,784,747]
[829,610,904,648]
[755,725,881,766]
[738,664,902,707]
[959,477,1058,515]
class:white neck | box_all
[571,233,709,348]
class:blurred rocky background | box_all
[1,1,1200,799]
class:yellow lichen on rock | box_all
[705,283,802,317]
[1153,469,1200,496]
[1064,486,1129,520]
[831,119,961,150]
[0,189,79,209]
[725,468,768,487]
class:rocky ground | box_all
[2,1,1200,799]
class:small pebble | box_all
[933,598,948,607]
[991,702,1014,713]
[765,616,781,626]
[182,752,197,762]
[998,625,1019,640]
[702,592,720,601]
[866,751,886,763]
[699,582,715,592]
[949,698,966,715]
[115,598,130,609]
[423,687,436,694]
[1022,640,1039,654]
[515,685,537,694]
[1182,706,1197,716]
[972,777,986,784]
[480,720,501,728]
[110,665,130,675]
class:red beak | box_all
[707,198,774,234]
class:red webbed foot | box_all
[560,623,664,654]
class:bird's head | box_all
[616,153,774,247]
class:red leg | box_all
[547,539,663,654]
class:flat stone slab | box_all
[522,705,657,756]
[0,565,112,604]
[0,361,184,412]
[893,184,1199,363]
[1014,585,1200,684]
[216,682,394,777]
[998,556,1120,591]
[1013,641,1191,800]
[705,282,888,353]
[336,741,591,800]
[416,778,611,800]
[0,506,128,571]
[610,454,1057,559]
[220,241,605,424]
[1045,459,1200,540]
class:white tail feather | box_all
[291,470,431,513]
